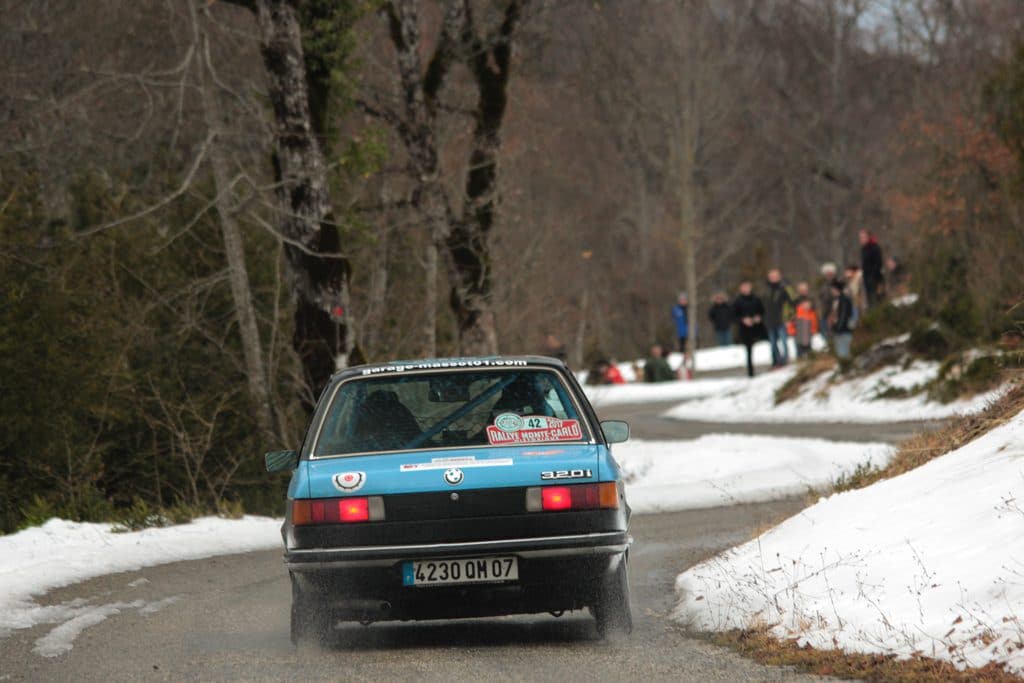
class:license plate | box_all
[402,556,519,587]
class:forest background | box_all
[3,0,1024,532]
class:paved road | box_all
[0,404,926,682]
[1,500,828,683]
[600,400,938,443]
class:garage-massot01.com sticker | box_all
[399,456,513,472]
[486,413,583,445]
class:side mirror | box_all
[600,420,629,444]
[265,450,298,473]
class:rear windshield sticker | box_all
[486,416,583,445]
[400,457,513,472]
[494,412,524,432]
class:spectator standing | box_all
[764,269,793,367]
[708,292,733,347]
[859,229,885,309]
[542,334,568,364]
[794,281,812,306]
[787,300,819,358]
[671,291,691,353]
[886,256,909,298]
[828,281,854,360]
[643,344,676,383]
[844,265,865,325]
[732,281,766,378]
[818,263,839,340]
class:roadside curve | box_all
[0,405,890,682]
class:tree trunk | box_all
[192,11,276,441]
[363,226,389,356]
[447,2,528,355]
[683,236,698,377]
[573,287,589,369]
[379,0,528,357]
[252,0,352,407]
[680,166,699,377]
[422,240,438,358]
[678,94,700,378]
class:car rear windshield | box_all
[313,368,590,457]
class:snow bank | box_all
[684,336,828,373]
[662,360,1002,423]
[584,377,744,407]
[581,338,830,407]
[584,336,830,383]
[674,410,1024,674]
[0,516,280,635]
[616,436,893,514]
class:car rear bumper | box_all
[287,531,631,622]
[285,530,631,570]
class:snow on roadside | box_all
[584,377,744,407]
[582,337,828,385]
[673,410,1024,675]
[662,360,1002,423]
[0,516,280,636]
[681,336,829,373]
[581,338,829,407]
[615,436,893,514]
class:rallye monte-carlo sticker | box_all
[486,413,583,445]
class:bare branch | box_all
[75,130,216,238]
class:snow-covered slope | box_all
[662,360,1002,423]
[674,409,1024,674]
[581,337,825,386]
[615,436,893,514]
[584,377,744,407]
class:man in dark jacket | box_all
[708,292,733,347]
[732,281,766,378]
[764,269,793,367]
[828,281,854,360]
[859,230,885,309]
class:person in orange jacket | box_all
[787,299,819,358]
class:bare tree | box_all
[359,0,533,355]
[186,2,277,441]
[584,0,767,370]
[223,0,356,403]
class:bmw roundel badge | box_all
[443,468,464,486]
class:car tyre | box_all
[593,554,632,638]
[290,573,331,647]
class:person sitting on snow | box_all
[643,344,676,383]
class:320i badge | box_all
[265,355,633,645]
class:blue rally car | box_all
[265,356,632,644]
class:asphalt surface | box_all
[1,401,930,682]
[600,400,937,443]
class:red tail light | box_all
[527,482,620,512]
[541,486,573,510]
[292,496,384,525]
[339,497,369,522]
